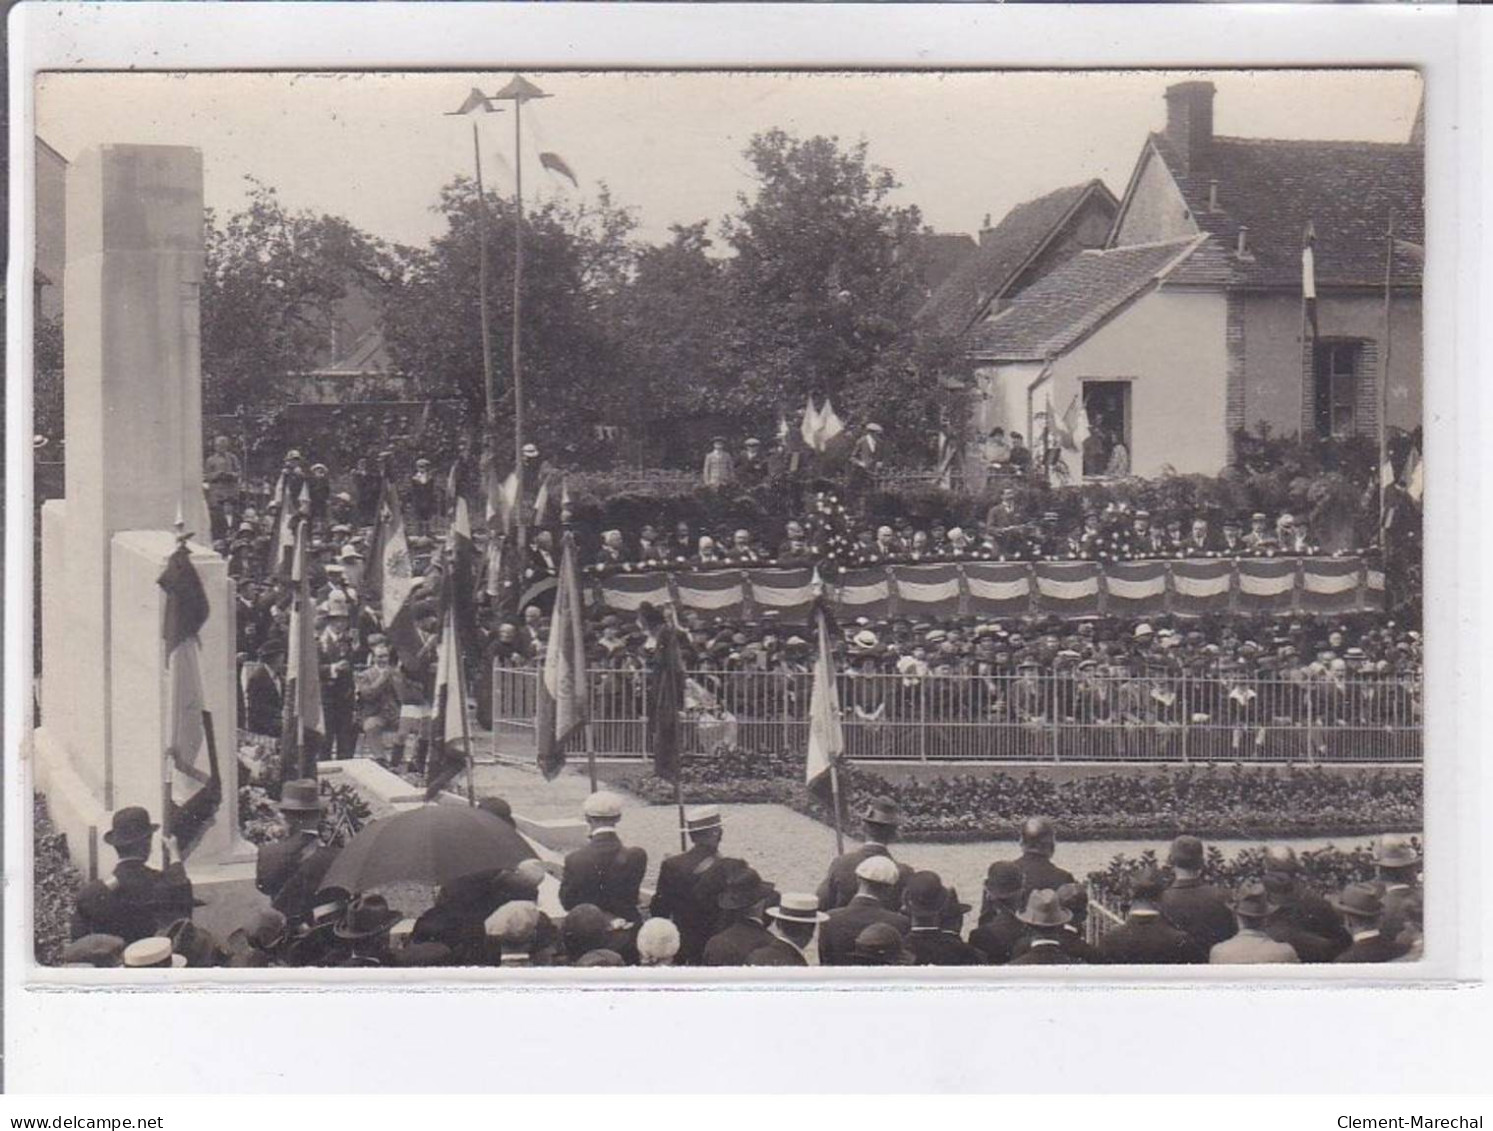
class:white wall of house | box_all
[1111,149,1199,247]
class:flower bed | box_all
[33,791,83,966]
[612,753,1421,843]
[1085,840,1416,912]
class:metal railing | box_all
[491,666,1422,764]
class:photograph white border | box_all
[6,1,1489,1093]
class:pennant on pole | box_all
[804,597,845,798]
[535,531,589,780]
[1302,221,1319,339]
[538,151,579,187]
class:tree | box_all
[200,178,396,416]
[380,177,638,467]
[719,129,970,458]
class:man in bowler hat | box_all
[970,861,1028,965]
[70,807,197,944]
[903,871,983,966]
[702,866,776,966]
[256,779,340,926]
[816,797,914,912]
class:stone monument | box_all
[33,144,250,896]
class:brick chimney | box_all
[1164,80,1216,177]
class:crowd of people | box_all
[60,796,1423,969]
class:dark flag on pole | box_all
[158,541,222,855]
[535,530,589,780]
[424,590,473,802]
[647,604,687,783]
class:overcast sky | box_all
[36,69,1421,249]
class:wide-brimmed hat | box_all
[1017,889,1073,928]
[903,871,950,916]
[717,866,770,911]
[682,805,723,835]
[767,892,828,925]
[1373,834,1420,869]
[862,797,901,827]
[277,778,323,813]
[103,806,158,848]
[122,937,187,968]
[1329,882,1384,919]
[334,894,402,940]
[1230,880,1278,920]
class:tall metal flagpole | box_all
[512,95,527,554]
[474,122,497,437]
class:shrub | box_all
[33,792,83,966]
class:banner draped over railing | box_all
[591,557,1384,621]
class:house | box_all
[967,80,1423,479]
[279,281,409,405]
[921,179,1118,338]
[910,231,978,293]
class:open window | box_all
[1313,340,1363,440]
[1080,380,1132,477]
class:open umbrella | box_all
[322,804,536,894]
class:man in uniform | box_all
[204,434,242,541]
[702,436,735,489]
[70,807,197,944]
[255,778,340,926]
[818,855,911,966]
[815,797,913,912]
[560,791,648,925]
[648,806,737,965]
[1159,835,1236,956]
[1095,868,1202,964]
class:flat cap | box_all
[854,855,901,886]
[582,791,624,820]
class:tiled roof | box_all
[966,238,1198,362]
[1147,133,1424,289]
[920,180,1112,336]
[911,232,978,290]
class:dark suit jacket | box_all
[561,832,648,923]
[969,907,1028,965]
[819,895,911,966]
[1012,923,1097,965]
[648,846,737,964]
[243,665,284,736]
[1379,883,1420,945]
[1011,852,1076,904]
[1161,878,1237,954]
[748,935,809,967]
[1334,931,1409,963]
[70,859,197,944]
[262,839,340,925]
[1009,939,1084,965]
[1276,887,1352,959]
[816,845,912,912]
[1095,913,1204,964]
[906,928,984,966]
[1266,921,1340,964]
[702,918,774,967]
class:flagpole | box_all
[827,763,845,856]
[458,636,477,808]
[474,119,497,437]
[1380,212,1395,583]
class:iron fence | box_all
[491,666,1422,764]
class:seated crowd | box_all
[61,796,1423,970]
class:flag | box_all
[648,606,687,783]
[266,471,295,577]
[1393,238,1426,265]
[533,473,551,527]
[1302,221,1319,338]
[158,541,221,854]
[1406,447,1424,504]
[777,405,791,448]
[818,397,846,449]
[1061,393,1091,452]
[366,477,420,663]
[538,151,578,188]
[1380,457,1396,490]
[281,523,325,780]
[804,599,844,799]
[487,465,519,533]
[800,397,824,450]
[936,431,957,489]
[446,487,479,658]
[424,594,472,802]
[536,531,589,780]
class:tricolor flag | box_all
[1061,392,1091,453]
[1302,221,1319,339]
[804,598,845,801]
[538,151,578,188]
[365,477,421,663]
[800,397,824,450]
[158,540,222,856]
[281,523,325,781]
[267,471,297,577]
[445,484,480,660]
[648,605,687,783]
[1406,447,1424,504]
[800,396,846,453]
[536,531,589,781]
[424,591,473,803]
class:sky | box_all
[35,69,1421,250]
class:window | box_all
[1080,380,1132,477]
[1313,341,1362,440]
